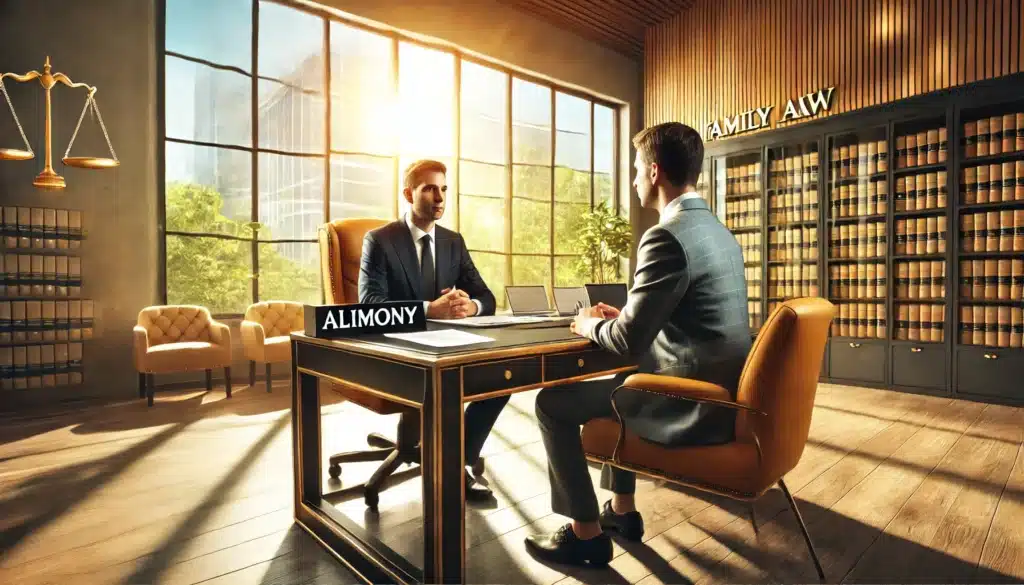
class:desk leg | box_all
[422,368,464,584]
[292,359,322,515]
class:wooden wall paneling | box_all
[998,0,1007,79]
[966,0,976,83]
[1019,0,1024,73]
[1011,0,1019,74]
[988,0,997,80]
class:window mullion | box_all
[251,0,260,304]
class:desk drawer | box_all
[829,339,887,384]
[463,356,542,396]
[956,347,1024,400]
[892,344,947,392]
[545,349,631,382]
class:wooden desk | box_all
[290,323,636,584]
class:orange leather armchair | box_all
[318,218,420,509]
[582,297,836,583]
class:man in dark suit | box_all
[525,123,752,566]
[359,159,506,501]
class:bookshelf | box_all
[954,100,1024,402]
[716,149,764,334]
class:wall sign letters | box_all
[304,301,426,338]
[706,87,836,140]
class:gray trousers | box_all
[535,374,635,522]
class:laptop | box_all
[584,283,628,310]
[552,286,589,316]
[505,285,555,316]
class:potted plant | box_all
[572,202,633,284]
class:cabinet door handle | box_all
[504,369,512,380]
[910,347,922,353]
[849,342,861,348]
[984,353,998,360]
[577,358,585,368]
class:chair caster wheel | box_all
[365,489,379,510]
[472,458,485,476]
[328,463,341,478]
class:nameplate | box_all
[303,302,426,338]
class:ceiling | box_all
[498,0,695,59]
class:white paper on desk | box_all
[383,328,495,348]
[427,315,549,327]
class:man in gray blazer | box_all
[525,122,751,567]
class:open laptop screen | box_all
[505,285,551,314]
[552,287,589,315]
[584,283,628,310]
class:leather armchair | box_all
[582,297,836,583]
[133,305,233,407]
[241,301,303,393]
[318,218,420,510]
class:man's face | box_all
[405,171,447,222]
[633,152,656,208]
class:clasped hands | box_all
[426,287,478,319]
[570,302,620,335]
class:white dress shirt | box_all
[405,213,483,316]
[574,191,701,340]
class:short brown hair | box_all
[631,122,704,188]
[403,159,447,191]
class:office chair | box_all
[317,218,484,510]
[582,298,836,583]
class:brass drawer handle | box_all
[577,358,585,368]
[504,369,512,380]
[910,347,922,353]
[984,353,998,360]
[849,342,861,348]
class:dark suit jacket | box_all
[587,195,752,447]
[358,219,497,315]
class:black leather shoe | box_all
[599,499,644,541]
[525,524,612,567]
[465,474,493,502]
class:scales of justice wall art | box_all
[0,57,118,190]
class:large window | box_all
[162,0,619,313]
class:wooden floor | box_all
[0,380,1022,585]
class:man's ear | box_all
[402,187,414,204]
[649,162,660,185]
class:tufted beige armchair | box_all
[240,301,303,393]
[133,305,233,406]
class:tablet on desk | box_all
[552,286,589,316]
[585,283,628,310]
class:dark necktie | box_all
[421,233,435,300]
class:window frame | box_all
[159,0,622,317]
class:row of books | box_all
[894,261,947,299]
[959,259,1024,301]
[725,163,763,196]
[0,207,84,249]
[831,302,887,338]
[724,198,762,229]
[960,211,1024,252]
[963,114,1024,158]
[831,180,889,218]
[894,127,949,168]
[0,343,84,389]
[769,227,819,261]
[829,264,887,299]
[768,264,819,298]
[961,161,1024,203]
[830,140,889,178]
[768,152,820,188]
[0,300,95,343]
[959,306,1024,348]
[893,218,948,255]
[0,255,83,297]
[895,172,948,211]
[769,190,820,223]
[748,301,764,329]
[829,222,888,258]
[736,232,761,263]
[745,266,763,298]
[894,304,946,342]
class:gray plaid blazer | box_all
[588,195,752,447]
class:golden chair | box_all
[133,305,233,407]
[582,297,836,583]
[241,301,304,393]
[318,218,422,510]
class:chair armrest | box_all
[240,320,266,346]
[133,325,149,370]
[209,320,232,350]
[616,373,766,415]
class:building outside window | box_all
[162,0,620,315]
